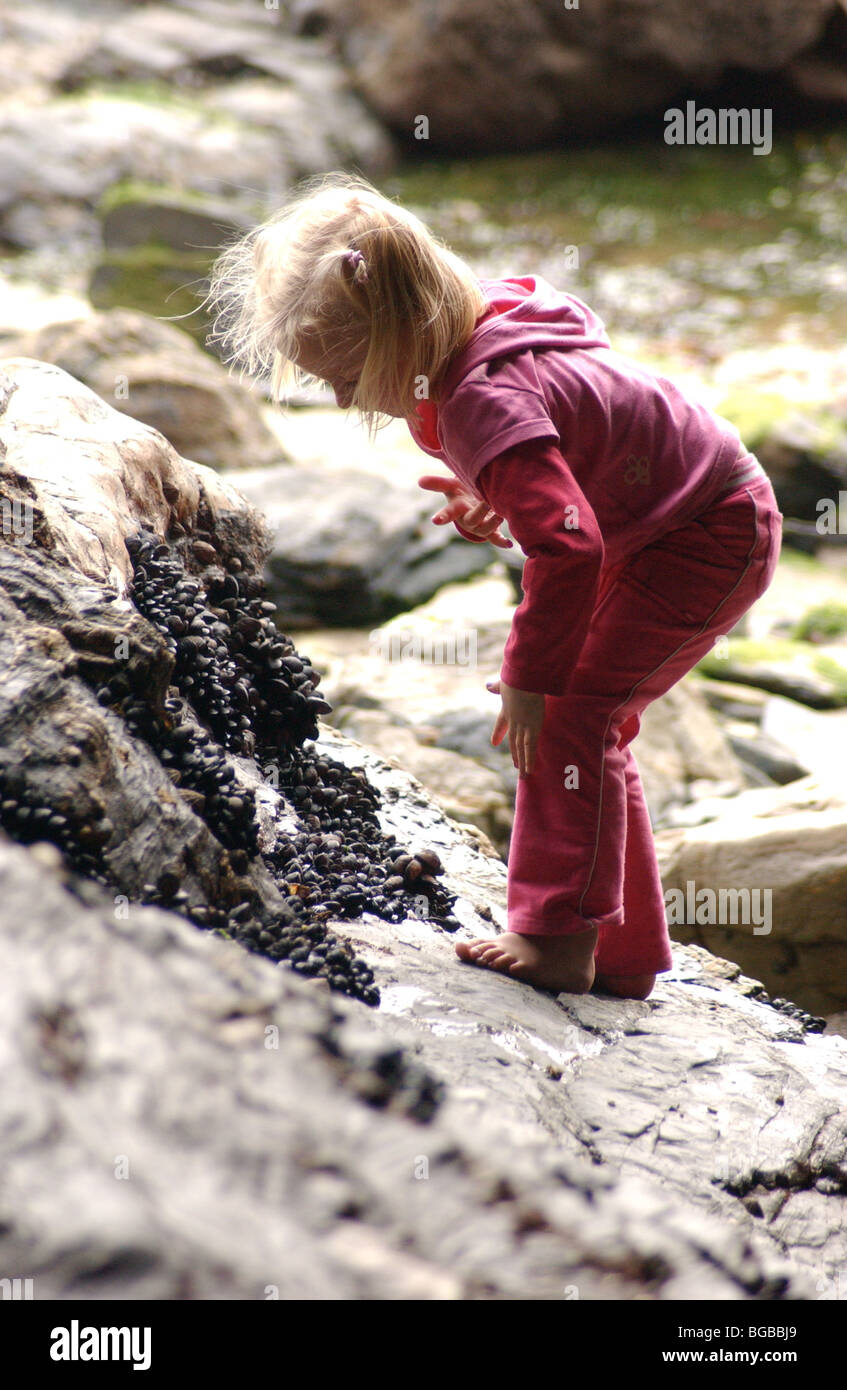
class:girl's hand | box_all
[487,677,545,778]
[418,474,513,548]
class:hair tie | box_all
[343,247,368,281]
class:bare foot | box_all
[593,973,656,1000]
[455,928,597,994]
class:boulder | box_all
[655,774,847,1017]
[227,461,496,626]
[296,0,838,150]
[22,310,288,473]
[3,350,847,1302]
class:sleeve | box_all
[437,352,560,484]
[475,439,606,696]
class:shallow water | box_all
[385,128,847,368]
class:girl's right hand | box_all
[417,474,513,548]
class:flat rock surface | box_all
[3,796,846,1301]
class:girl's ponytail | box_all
[203,171,487,437]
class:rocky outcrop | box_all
[293,0,840,150]
[2,353,847,1301]
[3,820,845,1301]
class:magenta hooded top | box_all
[408,274,753,565]
[406,275,760,694]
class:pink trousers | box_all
[507,472,783,977]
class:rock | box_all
[302,0,838,150]
[0,356,267,590]
[0,3,394,248]
[724,722,809,785]
[226,462,495,626]
[23,310,288,472]
[328,707,513,853]
[637,679,750,822]
[655,774,847,1017]
[1,345,846,1299]
[715,390,847,547]
[2,819,843,1300]
[697,637,847,708]
[761,694,847,783]
[0,94,284,248]
[100,188,254,255]
[298,584,751,839]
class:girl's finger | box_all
[431,498,473,524]
[490,710,508,747]
[418,474,462,497]
[507,721,519,772]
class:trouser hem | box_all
[509,906,624,936]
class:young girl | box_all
[204,171,782,1002]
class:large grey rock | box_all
[2,771,846,1300]
[2,349,846,1302]
[655,774,847,1017]
[227,461,496,626]
[21,311,288,473]
[299,0,838,149]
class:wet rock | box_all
[3,825,843,1300]
[0,356,466,1006]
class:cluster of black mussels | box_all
[117,528,461,1005]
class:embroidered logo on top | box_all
[623,455,651,485]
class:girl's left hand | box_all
[487,678,546,778]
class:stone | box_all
[328,707,513,854]
[697,637,847,708]
[226,462,495,626]
[301,0,838,150]
[23,310,288,473]
[1,347,846,1300]
[303,590,750,833]
[655,774,847,1016]
[0,355,269,591]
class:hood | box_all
[440,274,611,396]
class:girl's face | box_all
[291,327,403,416]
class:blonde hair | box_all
[202,170,487,438]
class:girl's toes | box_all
[456,940,488,961]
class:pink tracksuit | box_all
[407,276,782,978]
